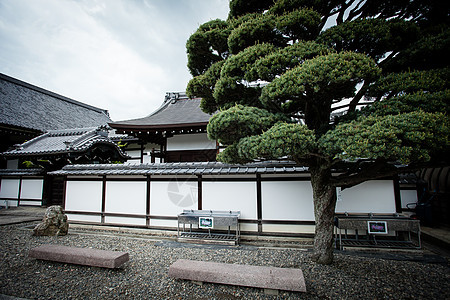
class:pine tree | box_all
[186,0,450,264]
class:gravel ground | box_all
[0,222,449,300]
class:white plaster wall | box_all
[150,180,198,217]
[104,180,147,228]
[18,201,41,206]
[65,181,102,212]
[335,180,396,214]
[150,219,178,227]
[20,179,43,200]
[126,150,141,158]
[105,181,146,214]
[202,182,257,219]
[0,179,20,199]
[124,149,142,165]
[167,133,216,151]
[142,153,154,164]
[400,190,418,209]
[240,223,258,232]
[262,224,315,234]
[262,181,315,221]
[58,175,398,233]
[0,200,18,207]
[144,143,162,163]
[105,216,146,226]
[66,213,101,223]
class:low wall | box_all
[62,173,398,236]
[0,177,44,207]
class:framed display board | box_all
[367,221,388,234]
[199,217,214,229]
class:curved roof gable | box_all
[109,92,212,130]
[2,126,128,159]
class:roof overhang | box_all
[109,122,208,131]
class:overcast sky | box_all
[0,0,229,121]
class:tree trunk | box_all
[310,166,337,265]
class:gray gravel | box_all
[0,222,449,299]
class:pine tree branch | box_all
[330,160,435,189]
[348,81,370,113]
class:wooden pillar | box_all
[146,175,151,227]
[42,174,51,206]
[140,143,145,163]
[101,175,106,223]
[256,174,262,234]
[197,175,202,210]
[17,175,23,206]
[151,148,156,163]
[62,176,67,209]
[393,175,402,213]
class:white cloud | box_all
[0,0,229,121]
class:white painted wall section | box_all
[105,216,146,226]
[262,224,315,234]
[105,181,146,214]
[66,214,101,223]
[150,180,198,216]
[150,219,178,227]
[335,180,396,214]
[202,182,257,219]
[167,133,216,151]
[0,179,20,198]
[20,179,43,200]
[262,181,315,221]
[104,181,147,225]
[65,181,102,213]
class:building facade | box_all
[109,92,218,164]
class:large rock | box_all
[33,205,69,236]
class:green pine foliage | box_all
[320,111,449,164]
[186,0,449,169]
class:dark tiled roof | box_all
[49,161,308,176]
[0,168,45,176]
[2,126,128,159]
[0,73,112,132]
[109,92,212,130]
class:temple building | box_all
[109,92,218,164]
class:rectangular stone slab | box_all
[29,244,129,268]
[168,259,306,292]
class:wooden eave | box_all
[109,122,208,131]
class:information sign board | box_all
[199,217,214,229]
[367,221,388,234]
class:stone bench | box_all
[29,244,129,269]
[168,259,306,293]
